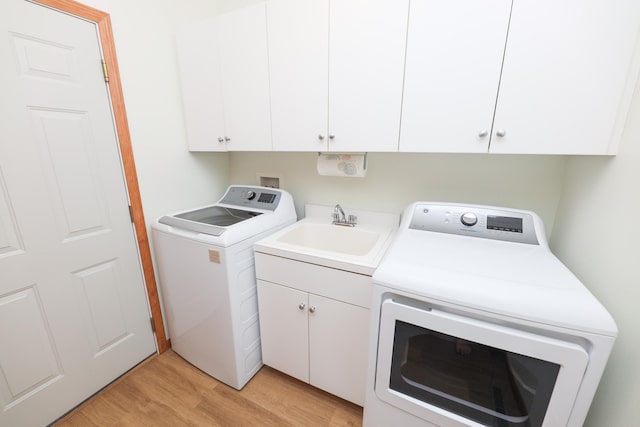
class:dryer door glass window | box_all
[390,320,560,427]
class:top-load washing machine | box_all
[364,202,617,427]
[151,185,296,389]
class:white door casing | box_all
[0,1,156,425]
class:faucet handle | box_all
[348,214,358,225]
[332,212,341,222]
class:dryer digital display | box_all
[487,215,523,233]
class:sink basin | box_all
[276,223,381,256]
[254,205,400,275]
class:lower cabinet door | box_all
[257,280,309,382]
[308,294,370,406]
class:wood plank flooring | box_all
[53,350,363,426]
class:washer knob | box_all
[460,212,478,226]
[244,190,256,200]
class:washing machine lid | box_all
[153,185,298,243]
[158,206,262,236]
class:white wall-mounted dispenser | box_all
[316,153,367,177]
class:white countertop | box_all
[254,204,400,275]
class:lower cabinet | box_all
[257,279,369,406]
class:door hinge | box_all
[150,317,156,333]
[101,59,110,83]
[128,205,134,222]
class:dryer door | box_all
[374,298,589,427]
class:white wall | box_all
[79,0,229,229]
[229,152,567,236]
[550,75,640,425]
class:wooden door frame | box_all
[30,0,169,353]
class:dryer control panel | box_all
[407,203,541,245]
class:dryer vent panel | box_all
[258,175,280,188]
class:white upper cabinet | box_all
[268,0,409,152]
[491,0,640,154]
[267,0,329,151]
[399,0,512,153]
[328,0,408,152]
[176,3,272,151]
[216,4,272,151]
[400,0,640,155]
[176,19,226,152]
[178,0,640,154]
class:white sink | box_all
[276,223,380,256]
[254,205,400,275]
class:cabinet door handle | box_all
[478,130,488,138]
[218,137,225,143]
[328,134,335,140]
[224,136,231,142]
[309,305,316,313]
[318,134,325,141]
[495,129,506,138]
[298,303,306,310]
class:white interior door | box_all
[0,1,156,425]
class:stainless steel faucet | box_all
[333,204,357,227]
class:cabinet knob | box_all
[318,134,325,141]
[298,303,306,310]
[328,134,335,140]
[309,305,316,313]
[478,130,488,138]
[495,129,506,138]
[224,136,231,142]
[218,137,225,143]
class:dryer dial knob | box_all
[244,190,256,200]
[461,212,478,226]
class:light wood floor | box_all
[53,350,363,426]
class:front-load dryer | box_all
[364,202,617,427]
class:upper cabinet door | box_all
[217,3,272,151]
[329,0,409,152]
[268,0,329,151]
[491,0,640,154]
[176,19,227,152]
[399,0,512,153]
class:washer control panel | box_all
[219,186,281,211]
[408,203,539,245]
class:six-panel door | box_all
[0,1,156,425]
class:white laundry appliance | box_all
[151,185,296,389]
[364,202,617,427]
